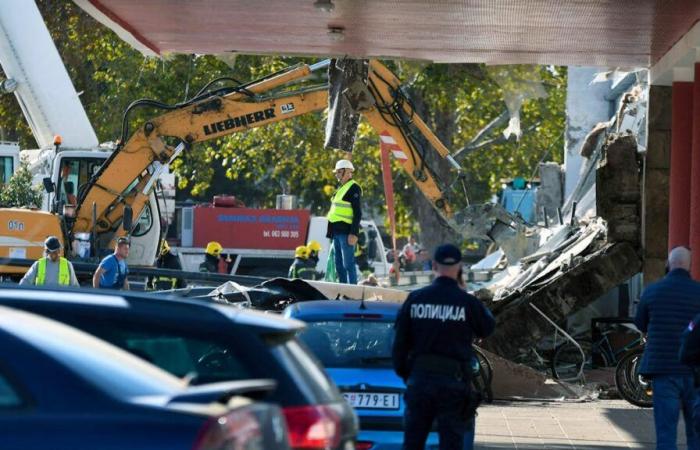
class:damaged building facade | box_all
[476,17,700,366]
[471,70,648,361]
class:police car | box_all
[284,300,440,450]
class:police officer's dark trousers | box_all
[403,371,470,450]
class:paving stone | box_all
[471,400,688,448]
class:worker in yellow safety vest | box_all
[326,159,362,284]
[19,236,79,286]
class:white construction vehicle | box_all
[0,0,159,273]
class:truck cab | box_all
[20,147,161,267]
[0,141,19,185]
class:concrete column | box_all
[668,81,693,249]
[644,85,672,284]
[692,63,700,279]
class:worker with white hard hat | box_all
[326,159,362,284]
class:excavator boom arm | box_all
[73,63,329,237]
[73,58,476,250]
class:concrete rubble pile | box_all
[477,86,646,362]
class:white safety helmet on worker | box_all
[334,159,354,172]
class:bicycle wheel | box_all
[474,346,493,384]
[615,348,652,408]
[472,347,493,403]
[551,340,590,380]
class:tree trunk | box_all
[406,83,459,253]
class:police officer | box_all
[392,243,495,450]
[20,236,79,287]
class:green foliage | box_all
[0,2,567,242]
[395,63,566,203]
[0,161,42,208]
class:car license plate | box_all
[343,392,400,409]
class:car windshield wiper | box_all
[359,356,393,364]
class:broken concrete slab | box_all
[483,241,642,361]
[483,348,564,399]
[537,162,563,224]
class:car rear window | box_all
[268,336,340,404]
[106,330,254,383]
[298,320,395,368]
[4,313,182,398]
[61,315,341,406]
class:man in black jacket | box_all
[326,159,362,284]
[680,312,700,436]
[393,244,495,450]
[636,246,700,449]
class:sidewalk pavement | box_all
[474,399,687,449]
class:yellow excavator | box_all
[0,58,533,276]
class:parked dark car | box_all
[0,304,289,450]
[0,285,357,450]
[284,300,439,450]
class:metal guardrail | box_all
[386,268,495,287]
[388,271,434,287]
[0,258,267,286]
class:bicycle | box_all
[614,345,652,407]
[550,325,643,380]
[471,345,494,403]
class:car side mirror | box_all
[42,177,54,193]
[122,206,133,231]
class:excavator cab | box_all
[50,156,103,215]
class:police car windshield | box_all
[298,320,394,368]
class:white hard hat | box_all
[334,159,355,172]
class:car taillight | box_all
[193,409,263,450]
[355,441,373,450]
[282,405,341,449]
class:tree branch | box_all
[455,120,541,159]
[453,110,509,160]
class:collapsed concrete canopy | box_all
[73,0,700,67]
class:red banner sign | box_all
[193,207,310,250]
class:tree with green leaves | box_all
[0,161,42,208]
[0,1,566,252]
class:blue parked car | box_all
[283,300,440,450]
[0,285,357,450]
[0,304,289,450]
